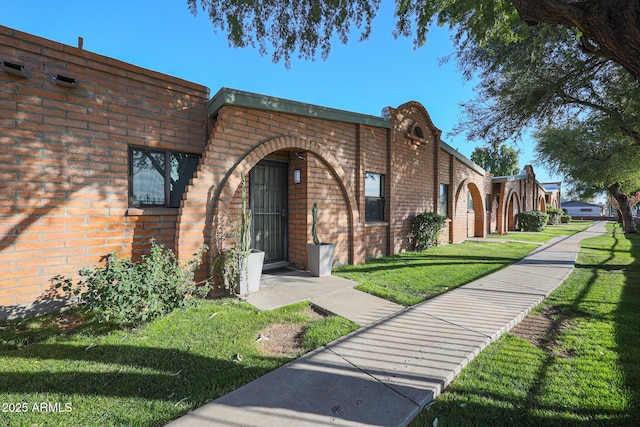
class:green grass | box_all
[334,241,537,306]
[486,221,593,243]
[0,300,358,426]
[411,223,640,426]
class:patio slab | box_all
[310,288,404,326]
[246,269,359,311]
[247,269,404,326]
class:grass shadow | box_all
[615,228,640,424]
[0,309,121,350]
[411,223,640,426]
[0,343,277,401]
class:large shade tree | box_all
[188,0,640,79]
[536,122,640,233]
[452,24,640,147]
[451,22,640,233]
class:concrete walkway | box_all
[168,222,607,427]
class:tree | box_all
[470,141,520,176]
[508,0,640,80]
[448,21,640,233]
[536,122,640,233]
[188,0,640,79]
[608,192,640,224]
[452,24,640,147]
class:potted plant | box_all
[213,175,265,296]
[306,202,335,277]
[236,174,265,295]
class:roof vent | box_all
[51,74,77,88]
[0,60,28,78]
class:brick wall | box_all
[288,153,307,268]
[0,26,209,305]
[387,102,440,254]
[306,154,350,266]
[361,124,389,259]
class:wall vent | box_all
[0,60,28,78]
[51,74,77,88]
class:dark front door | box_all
[250,161,288,267]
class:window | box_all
[439,184,449,217]
[365,172,385,221]
[129,147,200,208]
[486,194,492,212]
[467,192,474,211]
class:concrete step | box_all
[310,288,404,326]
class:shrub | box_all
[412,212,448,250]
[515,210,549,232]
[561,214,572,223]
[546,205,564,224]
[54,240,209,325]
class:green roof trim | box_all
[208,88,493,177]
[491,174,526,183]
[492,174,545,190]
[439,140,486,175]
[208,87,391,128]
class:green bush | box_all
[515,210,549,232]
[54,240,209,325]
[560,214,572,223]
[546,205,564,224]
[412,212,448,250]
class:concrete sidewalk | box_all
[167,222,607,427]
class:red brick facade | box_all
[0,26,208,306]
[1,26,553,307]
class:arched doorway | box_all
[466,182,485,238]
[176,135,361,279]
[507,192,521,231]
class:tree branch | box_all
[510,0,640,79]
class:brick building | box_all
[0,25,552,308]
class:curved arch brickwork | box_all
[450,164,488,242]
[175,106,364,283]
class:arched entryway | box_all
[453,180,486,239]
[506,191,521,231]
[467,182,485,238]
[176,135,361,278]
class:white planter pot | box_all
[307,243,335,277]
[237,249,265,296]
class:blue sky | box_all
[4,0,561,184]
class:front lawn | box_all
[0,300,358,426]
[411,223,640,426]
[486,220,593,243]
[334,241,537,306]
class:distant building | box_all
[562,200,604,217]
